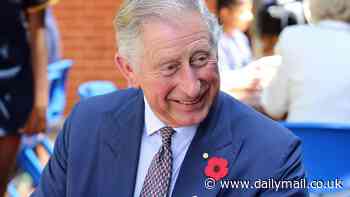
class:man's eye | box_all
[160,64,179,76]
[191,53,209,67]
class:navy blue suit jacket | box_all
[32,88,308,196]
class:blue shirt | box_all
[133,97,198,197]
[218,30,252,73]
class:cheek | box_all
[143,86,171,118]
[147,82,176,107]
[200,63,220,82]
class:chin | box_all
[173,110,209,127]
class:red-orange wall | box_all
[54,0,126,114]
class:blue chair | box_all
[22,59,72,182]
[17,134,54,186]
[47,59,73,125]
[7,134,54,197]
[18,59,72,183]
[281,122,350,193]
[8,60,72,196]
[78,80,117,99]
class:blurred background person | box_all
[0,0,50,196]
[261,0,350,123]
[256,0,305,56]
[216,0,261,108]
[221,0,306,109]
[217,0,254,74]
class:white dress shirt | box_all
[262,20,350,123]
[133,97,198,197]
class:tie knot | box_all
[159,126,175,146]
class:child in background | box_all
[217,0,254,73]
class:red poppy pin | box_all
[204,156,229,181]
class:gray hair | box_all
[114,0,220,68]
[305,0,350,23]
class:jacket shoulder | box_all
[62,88,141,146]
[218,92,301,178]
[218,92,297,146]
[75,88,140,114]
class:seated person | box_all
[256,0,305,56]
[217,0,254,73]
[261,0,350,123]
[221,0,305,109]
[0,0,50,196]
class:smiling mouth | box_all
[171,88,208,105]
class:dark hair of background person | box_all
[216,0,250,12]
[216,0,250,24]
[256,0,302,36]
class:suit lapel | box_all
[172,95,245,197]
[98,90,145,197]
[96,90,245,197]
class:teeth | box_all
[180,101,196,105]
[177,97,201,105]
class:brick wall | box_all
[53,0,126,114]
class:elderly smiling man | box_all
[31,0,308,197]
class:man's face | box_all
[131,12,220,127]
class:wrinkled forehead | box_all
[140,11,212,49]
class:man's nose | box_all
[179,66,201,98]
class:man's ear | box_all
[115,54,140,88]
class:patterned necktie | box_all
[140,127,175,197]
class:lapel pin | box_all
[202,152,209,159]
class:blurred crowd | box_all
[215,0,350,124]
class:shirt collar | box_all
[143,96,198,136]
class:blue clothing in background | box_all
[45,8,61,64]
[218,30,252,73]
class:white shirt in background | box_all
[262,20,350,123]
